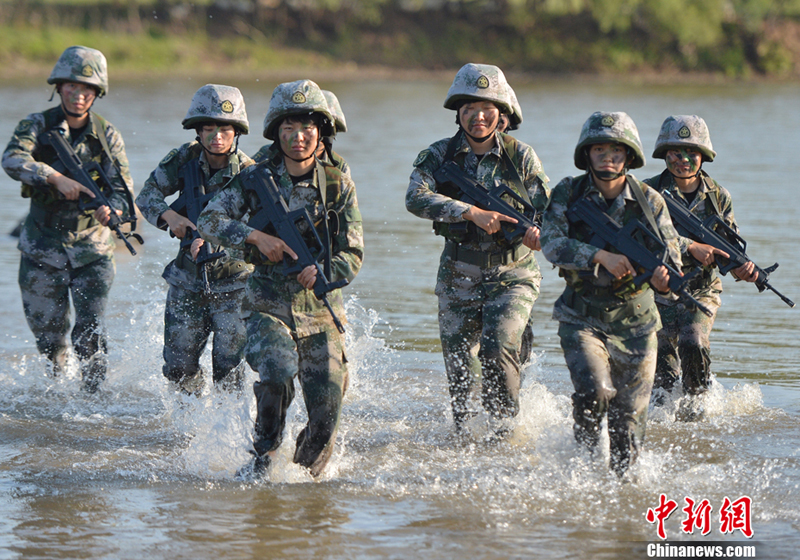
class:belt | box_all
[444,241,530,268]
[29,203,97,232]
[561,285,654,323]
[176,252,249,281]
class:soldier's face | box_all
[665,148,702,178]
[58,82,96,115]
[459,102,500,137]
[589,143,627,174]
[279,119,319,160]
[199,124,236,155]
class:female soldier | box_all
[135,84,254,394]
[644,116,756,409]
[2,45,135,393]
[406,63,549,435]
[540,112,681,476]
[198,80,363,478]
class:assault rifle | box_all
[170,159,227,294]
[242,167,348,333]
[433,160,540,243]
[40,128,142,255]
[567,197,714,317]
[661,190,794,308]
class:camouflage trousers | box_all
[162,284,246,389]
[655,292,721,396]
[245,310,348,477]
[435,252,539,426]
[558,322,657,476]
[18,253,114,387]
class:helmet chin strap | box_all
[278,137,321,164]
[55,86,95,119]
[586,146,630,181]
[195,133,240,158]
[455,111,499,145]
[667,163,703,180]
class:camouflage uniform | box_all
[2,46,134,390]
[644,115,734,395]
[540,111,682,475]
[197,80,363,476]
[136,84,254,392]
[406,64,550,428]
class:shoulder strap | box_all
[498,134,532,206]
[700,172,722,217]
[629,178,664,243]
[314,156,334,279]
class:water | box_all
[1,78,799,559]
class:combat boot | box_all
[81,352,107,394]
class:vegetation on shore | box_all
[2,0,800,81]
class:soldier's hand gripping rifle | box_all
[242,167,348,334]
[660,190,794,308]
[567,197,714,317]
[39,128,142,255]
[433,160,539,243]
[170,159,226,294]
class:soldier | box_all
[2,45,135,393]
[540,112,682,476]
[644,116,757,408]
[135,84,254,395]
[252,89,350,176]
[197,80,363,478]
[405,63,550,436]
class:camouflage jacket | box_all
[136,142,254,293]
[253,142,351,177]
[197,153,363,337]
[541,173,682,337]
[406,131,549,258]
[3,106,134,269]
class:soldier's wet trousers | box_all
[245,311,347,477]
[655,299,719,395]
[19,254,114,382]
[162,284,246,388]
[558,323,656,476]
[436,262,537,426]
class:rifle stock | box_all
[39,128,141,255]
[243,167,348,333]
[567,197,714,317]
[661,190,794,308]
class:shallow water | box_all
[0,78,798,559]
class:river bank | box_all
[3,1,800,84]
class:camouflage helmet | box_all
[652,115,716,162]
[322,90,347,134]
[443,63,515,118]
[574,111,645,170]
[47,45,109,97]
[262,79,335,140]
[505,83,523,131]
[182,84,249,134]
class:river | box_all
[0,77,798,559]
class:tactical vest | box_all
[564,174,663,298]
[24,107,114,210]
[432,131,531,245]
[243,159,344,268]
